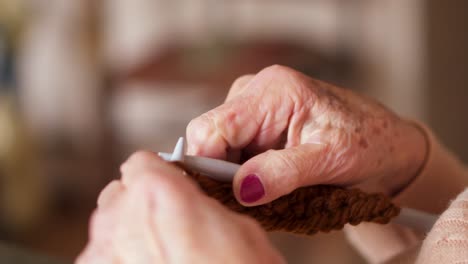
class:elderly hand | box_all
[76,152,285,264]
[187,65,428,206]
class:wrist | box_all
[385,120,429,196]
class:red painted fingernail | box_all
[240,174,265,203]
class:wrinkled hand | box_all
[187,65,427,206]
[76,152,285,264]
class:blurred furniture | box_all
[0,243,67,264]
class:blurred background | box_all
[0,0,467,263]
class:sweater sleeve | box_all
[416,188,468,263]
[345,123,468,263]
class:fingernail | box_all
[240,174,265,203]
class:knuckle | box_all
[127,150,157,166]
[260,64,297,80]
[187,113,215,136]
[233,74,254,87]
[186,114,218,149]
[186,117,200,133]
[201,111,221,135]
[257,65,305,102]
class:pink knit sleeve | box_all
[345,123,468,263]
[416,188,468,263]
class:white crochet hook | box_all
[158,137,240,182]
[158,137,438,233]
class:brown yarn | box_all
[188,173,400,236]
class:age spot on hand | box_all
[376,158,383,166]
[373,126,381,135]
[359,138,369,149]
[383,120,388,129]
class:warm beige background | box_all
[0,1,466,263]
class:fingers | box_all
[186,99,261,159]
[80,149,287,263]
[122,155,231,263]
[97,151,180,210]
[121,151,207,207]
[121,151,181,183]
[222,74,255,162]
[81,152,203,264]
[99,150,205,221]
[120,151,199,190]
[233,143,329,206]
[82,179,167,263]
[186,65,301,159]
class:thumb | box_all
[233,143,328,206]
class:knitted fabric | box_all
[190,173,400,236]
[416,188,468,264]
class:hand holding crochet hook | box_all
[78,65,442,264]
[159,137,437,234]
[185,66,437,230]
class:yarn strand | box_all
[190,173,400,235]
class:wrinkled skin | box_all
[187,65,427,205]
[78,65,427,263]
[77,152,285,264]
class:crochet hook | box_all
[158,137,240,182]
[158,137,438,233]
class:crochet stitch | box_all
[190,173,400,235]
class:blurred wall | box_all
[354,0,426,120]
[427,0,468,162]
